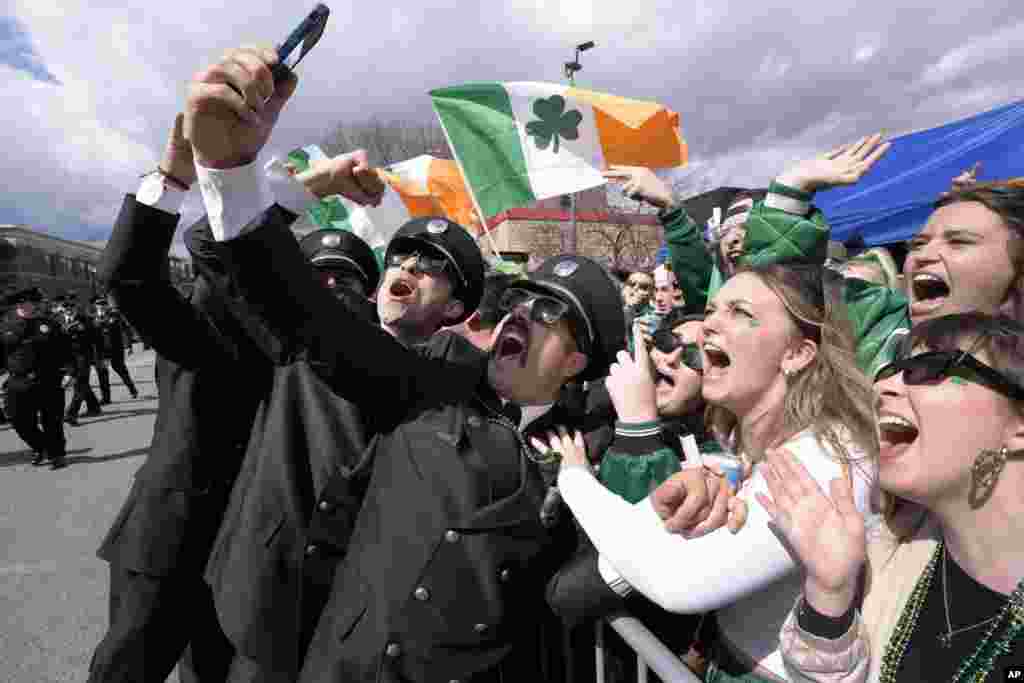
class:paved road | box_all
[0,349,175,682]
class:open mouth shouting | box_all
[386,276,418,302]
[494,316,531,369]
[701,341,732,381]
[908,272,951,318]
[877,410,919,461]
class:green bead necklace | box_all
[878,541,1024,683]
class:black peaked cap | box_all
[514,255,627,382]
[299,229,381,293]
[385,216,485,325]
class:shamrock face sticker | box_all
[525,95,583,154]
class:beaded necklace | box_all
[879,540,1024,683]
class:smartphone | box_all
[271,4,331,83]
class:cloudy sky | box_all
[2,0,1023,247]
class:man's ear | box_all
[563,351,589,381]
[442,299,466,324]
[782,337,818,376]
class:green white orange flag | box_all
[285,146,481,268]
[430,81,688,218]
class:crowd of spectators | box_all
[80,42,1024,683]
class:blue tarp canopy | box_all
[816,99,1024,246]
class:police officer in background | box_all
[299,228,379,323]
[56,293,103,425]
[92,294,139,404]
[1,287,71,468]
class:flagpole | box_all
[564,40,595,255]
[431,103,505,265]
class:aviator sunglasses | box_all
[498,287,591,355]
[649,328,703,371]
[388,251,450,277]
[875,349,1024,401]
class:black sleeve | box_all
[99,195,236,368]
[794,595,857,639]
[546,538,627,628]
[220,206,478,430]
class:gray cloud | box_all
[3,0,1024,244]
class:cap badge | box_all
[322,233,342,248]
[553,259,579,278]
[39,324,49,334]
[427,219,448,235]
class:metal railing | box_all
[594,613,701,683]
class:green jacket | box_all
[844,277,911,378]
[597,420,683,504]
[662,182,830,315]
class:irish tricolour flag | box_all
[286,146,479,267]
[430,82,688,219]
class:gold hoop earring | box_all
[969,446,1008,509]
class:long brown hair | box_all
[705,263,878,471]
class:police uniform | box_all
[205,219,485,682]
[92,295,138,403]
[0,288,71,468]
[58,294,103,423]
[299,229,380,301]
[207,206,630,683]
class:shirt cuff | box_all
[136,174,186,215]
[764,181,813,216]
[598,554,634,597]
[196,161,276,241]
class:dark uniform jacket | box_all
[94,310,130,359]
[214,207,617,683]
[62,310,100,365]
[1,313,70,387]
[96,196,279,576]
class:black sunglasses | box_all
[875,350,1024,401]
[650,329,702,371]
[499,288,591,355]
[388,251,449,277]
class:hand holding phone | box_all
[271,4,330,84]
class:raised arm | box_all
[183,46,476,426]
[556,435,870,614]
[99,114,239,369]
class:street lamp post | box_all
[563,40,594,255]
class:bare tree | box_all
[322,118,451,167]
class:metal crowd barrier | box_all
[594,613,701,683]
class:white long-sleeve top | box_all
[558,428,875,680]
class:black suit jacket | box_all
[95,196,275,575]
[215,206,617,683]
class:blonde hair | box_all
[705,264,879,473]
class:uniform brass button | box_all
[318,500,332,512]
[385,642,402,657]
[467,416,482,428]
[444,530,460,543]
[414,586,431,601]
[499,568,512,583]
[474,623,488,634]
[449,679,462,683]
[305,544,318,556]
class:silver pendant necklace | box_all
[938,545,1002,648]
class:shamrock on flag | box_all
[430,82,688,219]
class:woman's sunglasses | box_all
[650,329,702,371]
[875,350,1024,401]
